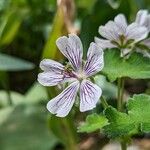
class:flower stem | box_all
[121,141,127,150]
[117,78,124,112]
[117,78,127,150]
[101,96,109,109]
[62,118,78,150]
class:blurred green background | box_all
[0,0,150,150]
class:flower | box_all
[95,13,148,58]
[38,34,104,117]
[134,10,150,58]
[135,10,150,31]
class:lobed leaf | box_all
[102,49,150,82]
[104,94,150,138]
[78,113,109,133]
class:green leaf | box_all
[104,107,136,138]
[0,83,47,107]
[0,53,34,71]
[0,9,27,45]
[104,94,150,138]
[0,105,59,150]
[78,113,109,133]
[42,6,66,60]
[127,94,150,132]
[24,82,48,104]
[94,75,117,99]
[0,107,14,125]
[102,49,150,82]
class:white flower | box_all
[135,10,150,31]
[38,34,104,117]
[95,14,148,58]
[135,10,150,58]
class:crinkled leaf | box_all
[104,94,150,138]
[104,107,137,138]
[0,53,34,71]
[78,113,109,133]
[127,94,150,132]
[102,49,150,82]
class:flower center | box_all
[75,69,87,80]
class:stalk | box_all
[121,141,127,150]
[117,78,127,150]
[117,78,124,111]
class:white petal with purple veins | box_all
[80,79,102,112]
[114,14,127,34]
[126,23,148,42]
[56,34,83,70]
[141,38,150,47]
[99,22,119,41]
[84,42,104,77]
[95,37,116,49]
[40,59,64,73]
[136,48,150,58]
[135,10,148,26]
[47,81,79,117]
[38,72,64,86]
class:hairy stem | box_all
[117,78,124,111]
[101,96,109,109]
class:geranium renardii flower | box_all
[95,13,149,58]
[134,10,150,58]
[38,34,104,117]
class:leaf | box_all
[0,53,34,71]
[102,49,150,82]
[0,83,47,107]
[0,91,25,107]
[104,107,136,138]
[78,113,109,133]
[104,94,150,138]
[94,75,117,99]
[127,94,150,132]
[0,105,59,150]
[0,9,27,45]
[24,82,48,104]
[0,107,14,125]
[42,5,66,60]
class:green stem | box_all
[117,78,124,111]
[121,141,127,150]
[118,78,127,150]
[101,96,109,109]
[6,87,12,106]
[62,118,78,150]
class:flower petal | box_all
[40,59,64,73]
[95,37,116,49]
[136,48,150,58]
[141,38,150,47]
[56,34,83,70]
[84,42,104,77]
[114,14,127,34]
[80,79,102,112]
[38,72,64,86]
[47,81,79,117]
[99,21,120,41]
[126,23,148,42]
[135,10,148,26]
